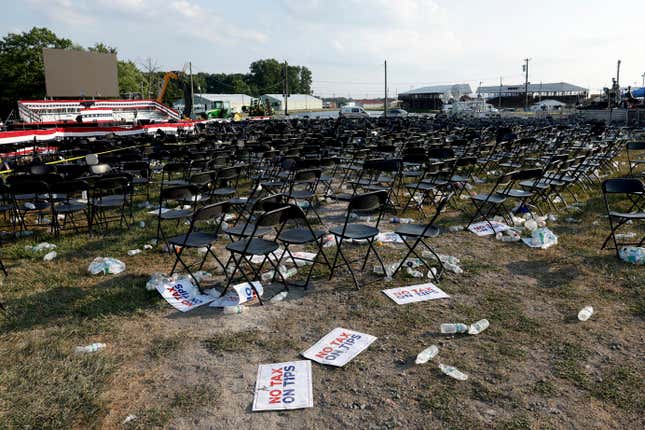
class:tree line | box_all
[0,27,313,120]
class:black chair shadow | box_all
[1,274,158,331]
[506,258,581,289]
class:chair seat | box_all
[422,178,448,186]
[93,195,126,207]
[211,187,236,196]
[363,184,388,192]
[500,189,532,198]
[331,192,353,201]
[224,223,272,237]
[290,190,314,199]
[278,227,326,244]
[407,182,435,191]
[329,223,379,239]
[395,224,440,238]
[519,180,550,190]
[168,231,218,248]
[471,193,506,204]
[450,175,470,182]
[160,208,193,220]
[55,201,87,213]
[228,197,253,206]
[164,179,188,186]
[609,211,645,220]
[227,238,279,255]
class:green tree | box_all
[117,60,144,95]
[0,27,74,118]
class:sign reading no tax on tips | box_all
[302,327,376,367]
[382,283,450,305]
[252,360,313,411]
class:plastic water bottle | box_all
[406,267,424,278]
[440,323,469,334]
[75,343,106,354]
[439,363,468,381]
[427,267,438,278]
[391,217,401,224]
[415,345,439,364]
[138,221,146,228]
[270,291,288,302]
[143,244,153,250]
[577,306,594,321]
[448,225,464,232]
[468,319,490,335]
[524,219,538,232]
[222,305,245,315]
[127,249,141,256]
[43,251,57,261]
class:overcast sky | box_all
[3,0,644,97]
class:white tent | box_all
[530,99,566,112]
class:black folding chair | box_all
[626,141,645,178]
[273,203,331,288]
[88,175,132,234]
[222,205,293,305]
[464,170,517,231]
[51,179,90,235]
[392,192,453,282]
[167,201,229,289]
[328,190,388,289]
[155,185,197,241]
[600,178,644,257]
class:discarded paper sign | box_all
[382,283,450,305]
[208,281,264,307]
[156,276,214,312]
[302,327,376,367]
[252,360,313,411]
[468,221,510,237]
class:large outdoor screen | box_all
[42,48,118,98]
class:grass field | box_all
[0,162,642,429]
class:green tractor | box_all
[205,101,232,119]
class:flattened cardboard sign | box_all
[468,221,510,237]
[208,281,264,307]
[302,328,376,367]
[156,277,214,312]
[252,360,313,411]
[382,283,450,305]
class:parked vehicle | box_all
[386,108,408,117]
[339,106,370,118]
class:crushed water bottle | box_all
[439,363,468,381]
[406,267,424,278]
[270,291,288,302]
[75,343,106,354]
[448,225,464,232]
[468,319,490,335]
[577,306,594,321]
[440,323,469,334]
[415,345,439,364]
[222,305,245,315]
[127,249,141,256]
[43,251,57,261]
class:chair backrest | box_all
[193,201,229,222]
[92,175,130,198]
[602,178,644,194]
[256,205,291,227]
[9,180,50,196]
[348,190,388,213]
[511,168,543,181]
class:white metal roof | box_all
[399,84,472,95]
[194,93,253,101]
[477,82,586,94]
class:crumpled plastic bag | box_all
[88,257,126,275]
[25,242,57,253]
[618,246,644,265]
[522,228,558,249]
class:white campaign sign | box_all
[156,277,214,312]
[302,328,377,367]
[382,283,450,305]
[252,360,313,411]
[209,281,264,307]
[468,221,510,237]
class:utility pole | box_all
[522,58,531,111]
[283,61,288,116]
[189,61,194,118]
[384,59,388,117]
[641,72,645,87]
[498,77,503,108]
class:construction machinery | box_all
[205,101,232,119]
[248,99,274,117]
[156,72,178,104]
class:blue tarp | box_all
[631,87,645,97]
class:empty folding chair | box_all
[328,190,388,289]
[600,178,644,258]
[88,175,132,234]
[464,170,517,231]
[273,203,331,288]
[156,185,198,242]
[51,179,90,235]
[222,205,293,304]
[166,201,229,288]
[626,141,645,178]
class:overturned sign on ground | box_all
[302,327,376,367]
[382,283,450,305]
[209,281,264,307]
[468,221,510,237]
[155,275,214,312]
[252,360,313,411]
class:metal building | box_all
[477,82,587,108]
[260,94,323,112]
[174,93,254,114]
[398,84,472,110]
